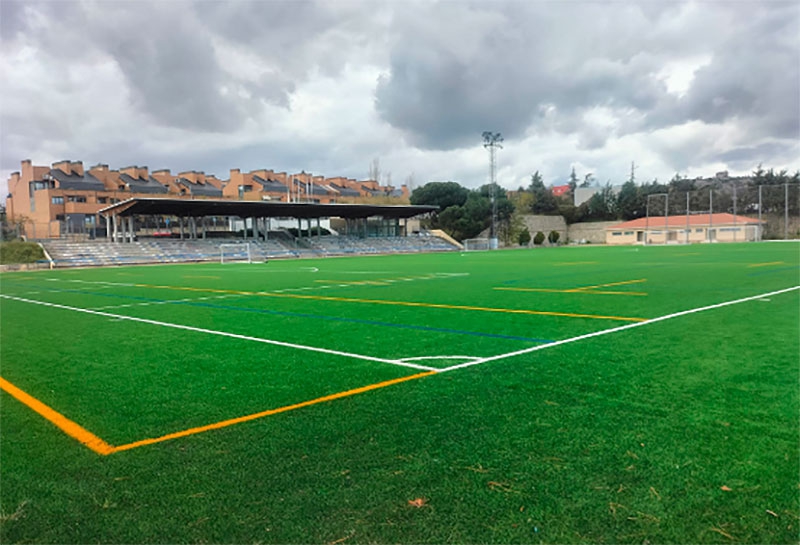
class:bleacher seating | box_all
[41,233,459,268]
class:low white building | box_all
[605,213,763,245]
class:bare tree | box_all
[368,158,381,183]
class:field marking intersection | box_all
[1,284,798,455]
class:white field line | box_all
[0,294,436,372]
[437,285,800,373]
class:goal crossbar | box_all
[463,238,491,251]
[220,243,252,264]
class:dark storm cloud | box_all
[0,0,27,41]
[2,1,263,132]
[375,1,799,154]
[713,142,800,171]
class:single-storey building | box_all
[605,213,763,245]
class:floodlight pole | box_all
[482,131,503,249]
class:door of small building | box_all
[637,231,644,242]
[708,228,716,241]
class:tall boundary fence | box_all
[640,183,799,241]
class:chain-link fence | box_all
[645,183,800,241]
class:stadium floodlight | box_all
[482,131,503,249]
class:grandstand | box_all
[40,233,459,268]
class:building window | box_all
[67,195,87,203]
[624,231,633,235]
[51,196,64,204]
[612,231,622,236]
[97,197,107,204]
[695,228,703,232]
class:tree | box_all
[518,228,531,246]
[668,173,696,194]
[417,182,515,242]
[533,231,545,245]
[616,180,644,220]
[568,167,579,193]
[529,171,558,214]
[580,173,594,188]
[410,182,469,209]
[548,230,560,244]
[585,183,617,220]
[368,158,381,183]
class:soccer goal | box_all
[220,243,252,264]
[463,238,491,251]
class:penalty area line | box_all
[438,285,800,373]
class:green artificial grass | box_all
[1,242,798,543]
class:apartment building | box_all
[5,159,408,239]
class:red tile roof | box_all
[607,213,762,230]
[551,184,571,197]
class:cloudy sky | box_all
[1,0,798,197]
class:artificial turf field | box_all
[0,242,798,544]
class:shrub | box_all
[518,228,531,246]
[548,230,560,244]
[0,241,45,264]
[533,231,545,245]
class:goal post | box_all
[463,238,491,251]
[220,243,252,264]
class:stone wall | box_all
[567,221,619,244]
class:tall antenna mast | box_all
[482,131,503,249]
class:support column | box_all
[107,215,112,241]
[179,217,185,240]
[128,216,134,243]
[202,217,207,240]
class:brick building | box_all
[5,159,408,239]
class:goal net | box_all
[463,238,491,251]
[220,243,252,264]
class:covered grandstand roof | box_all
[98,198,438,219]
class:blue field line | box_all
[747,266,799,277]
[1,282,555,345]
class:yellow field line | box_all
[495,287,647,297]
[0,376,115,455]
[262,292,645,322]
[112,371,436,453]
[133,283,645,322]
[569,278,647,291]
[1,371,437,455]
[183,275,221,280]
[747,261,784,268]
